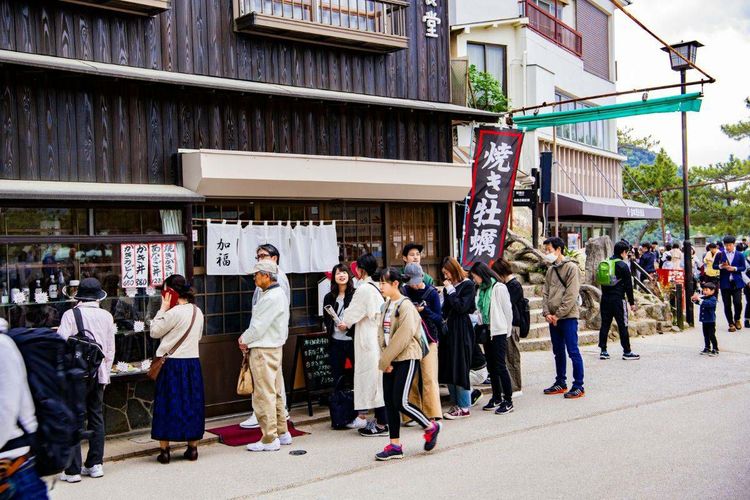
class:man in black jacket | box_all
[599,241,640,361]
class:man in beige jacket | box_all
[239,261,292,452]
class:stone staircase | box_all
[519,284,667,352]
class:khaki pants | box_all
[506,327,522,393]
[249,347,288,444]
[404,342,441,420]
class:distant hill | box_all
[619,144,656,168]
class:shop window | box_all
[0,208,87,236]
[94,208,169,235]
[555,91,610,150]
[328,203,384,265]
[387,204,443,281]
[467,43,507,96]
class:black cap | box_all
[402,243,424,257]
[74,277,107,302]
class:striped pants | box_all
[383,359,432,440]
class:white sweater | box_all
[150,304,205,358]
[490,282,514,337]
[0,335,37,459]
[240,284,290,348]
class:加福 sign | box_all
[461,128,525,266]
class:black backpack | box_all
[70,308,106,389]
[329,378,357,430]
[5,328,78,477]
[508,278,531,338]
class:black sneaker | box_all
[358,421,389,437]
[482,377,492,385]
[622,352,640,360]
[600,350,610,360]
[375,444,403,461]
[745,320,750,329]
[495,401,514,415]
[470,389,482,407]
[708,349,719,357]
[423,422,441,452]
[700,348,710,355]
[482,398,500,411]
[543,383,567,395]
[564,387,585,399]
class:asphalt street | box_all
[49,314,750,500]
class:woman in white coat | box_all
[338,254,388,437]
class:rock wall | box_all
[584,236,613,286]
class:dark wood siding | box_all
[0,68,452,183]
[0,0,450,103]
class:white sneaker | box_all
[346,417,368,429]
[240,414,259,429]
[59,473,82,483]
[279,432,293,445]
[246,438,281,452]
[81,464,103,478]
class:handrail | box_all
[629,258,660,299]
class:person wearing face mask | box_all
[541,237,585,399]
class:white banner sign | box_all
[149,243,165,287]
[134,244,149,288]
[121,244,136,288]
[207,222,241,275]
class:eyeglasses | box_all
[256,253,271,260]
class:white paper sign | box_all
[121,244,136,288]
[163,242,178,278]
[134,244,149,288]
[149,243,165,286]
[207,223,241,275]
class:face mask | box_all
[544,253,558,263]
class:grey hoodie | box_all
[542,258,581,320]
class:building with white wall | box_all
[451,0,659,246]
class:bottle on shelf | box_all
[34,280,43,300]
[1,285,8,305]
[48,273,58,300]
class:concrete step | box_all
[530,308,545,324]
[528,296,543,308]
[523,284,542,296]
[520,330,599,352]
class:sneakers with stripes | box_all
[543,383,567,395]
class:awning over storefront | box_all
[0,180,205,203]
[513,93,702,131]
[180,150,472,202]
[548,192,661,220]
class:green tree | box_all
[689,156,750,236]
[720,97,750,141]
[468,64,508,113]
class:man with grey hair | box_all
[238,261,292,452]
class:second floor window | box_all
[555,92,609,150]
[467,43,507,95]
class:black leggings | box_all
[702,323,718,350]
[484,335,513,403]
[383,360,432,439]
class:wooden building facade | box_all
[0,0,494,433]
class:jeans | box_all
[484,335,513,403]
[447,384,471,409]
[598,299,631,353]
[549,318,584,390]
[66,384,105,475]
[0,457,48,500]
[329,338,355,387]
[721,286,742,324]
[383,360,432,439]
[702,323,718,351]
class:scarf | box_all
[477,278,496,325]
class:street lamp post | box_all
[662,40,703,327]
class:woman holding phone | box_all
[323,263,356,386]
[149,274,205,464]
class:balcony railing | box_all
[233,0,409,52]
[519,0,582,57]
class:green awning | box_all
[512,92,702,131]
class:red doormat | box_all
[207,422,309,447]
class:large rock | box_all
[528,272,546,285]
[585,236,613,286]
[511,260,533,276]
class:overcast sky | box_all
[614,0,750,166]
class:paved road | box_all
[50,316,750,500]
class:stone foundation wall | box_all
[104,378,155,435]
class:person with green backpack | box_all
[597,241,640,361]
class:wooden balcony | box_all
[60,0,170,16]
[232,0,409,53]
[519,0,582,57]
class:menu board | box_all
[295,333,334,392]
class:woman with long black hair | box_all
[469,262,514,415]
[323,263,356,386]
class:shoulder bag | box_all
[148,305,197,381]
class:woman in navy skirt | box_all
[150,274,205,464]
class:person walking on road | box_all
[373,268,442,461]
[150,275,205,463]
[541,237,585,399]
[57,278,116,481]
[712,235,746,332]
[239,262,293,452]
[598,241,640,361]
[338,254,388,437]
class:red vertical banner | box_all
[149,243,165,287]
[461,127,525,266]
[121,244,136,288]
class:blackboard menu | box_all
[297,333,334,391]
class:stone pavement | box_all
[49,314,750,500]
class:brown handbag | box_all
[148,305,197,381]
[236,352,254,396]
